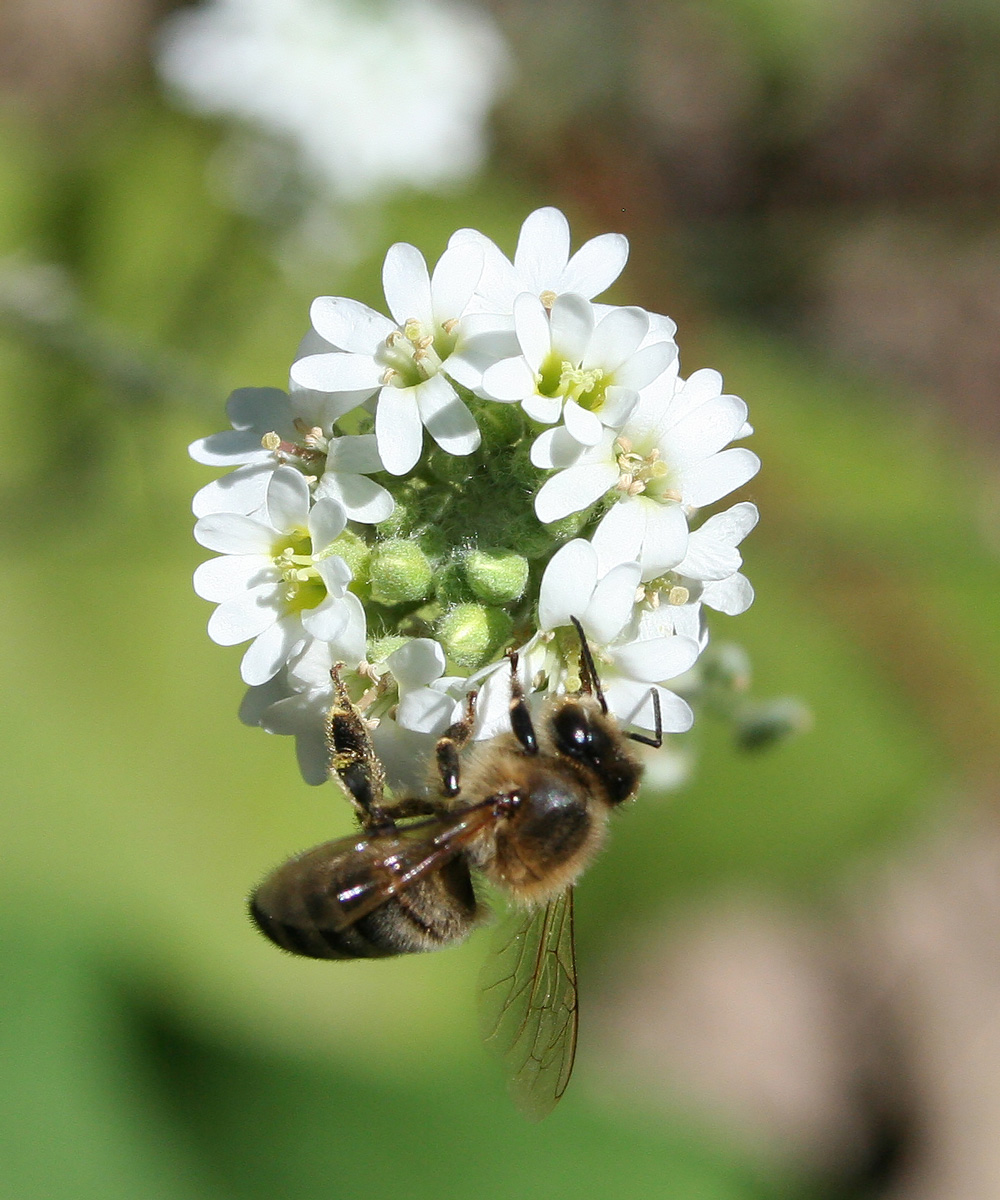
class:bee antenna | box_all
[569,616,608,715]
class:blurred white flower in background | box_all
[156,0,510,203]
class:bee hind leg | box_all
[326,663,390,829]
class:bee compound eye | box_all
[551,705,595,756]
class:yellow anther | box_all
[441,317,459,333]
[616,473,634,492]
[539,289,557,309]
[261,431,281,451]
[381,367,398,385]
[668,586,690,606]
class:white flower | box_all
[243,617,367,785]
[481,293,676,446]
[520,539,701,733]
[189,387,394,523]
[193,466,363,684]
[675,500,759,616]
[533,367,759,579]
[157,0,510,203]
[290,240,507,475]
[450,206,629,314]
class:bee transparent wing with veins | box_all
[479,887,579,1121]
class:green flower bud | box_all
[368,635,408,664]
[369,539,433,606]
[437,603,513,671]
[427,447,475,485]
[464,548,529,604]
[325,530,371,588]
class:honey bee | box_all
[249,617,662,1119]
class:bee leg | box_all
[326,663,390,830]
[379,795,451,820]
[625,687,664,748]
[434,690,478,799]
[506,649,538,755]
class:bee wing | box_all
[478,887,579,1121]
[328,803,497,931]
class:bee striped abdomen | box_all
[249,840,481,960]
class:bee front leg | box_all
[326,663,390,830]
[434,690,478,799]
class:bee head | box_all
[547,700,642,806]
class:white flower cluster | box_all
[191,208,760,787]
[157,0,509,203]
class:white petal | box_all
[612,635,701,684]
[512,293,551,371]
[239,674,289,728]
[604,680,693,733]
[664,395,749,468]
[415,375,481,457]
[521,393,564,424]
[226,387,291,432]
[614,340,677,391]
[208,583,282,646]
[265,467,310,533]
[188,432,269,467]
[383,242,432,327]
[335,592,369,662]
[313,555,352,596]
[240,616,305,685]
[386,638,447,689]
[290,352,382,394]
[193,554,273,602]
[674,535,741,582]
[530,426,587,469]
[584,561,642,645]
[309,296,393,352]
[301,595,350,641]
[702,573,755,615]
[308,497,347,552]
[678,448,761,508]
[549,293,594,364]
[430,243,483,320]
[397,686,457,735]
[594,386,637,429]
[562,399,603,446]
[326,433,383,475]
[482,356,536,402]
[534,462,618,524]
[316,473,394,524]
[638,501,689,577]
[450,227,520,312]
[194,513,275,555]
[591,500,645,575]
[538,539,597,632]
[514,207,570,292]
[375,385,424,476]
[695,501,759,547]
[192,464,272,518]
[584,306,648,373]
[558,233,629,298]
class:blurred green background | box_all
[2,1,1000,1197]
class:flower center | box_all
[613,436,679,501]
[273,530,326,611]
[261,419,328,473]
[378,316,458,389]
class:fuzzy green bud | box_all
[325,530,371,588]
[437,603,513,671]
[464,548,529,604]
[369,539,433,606]
[368,635,408,664]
